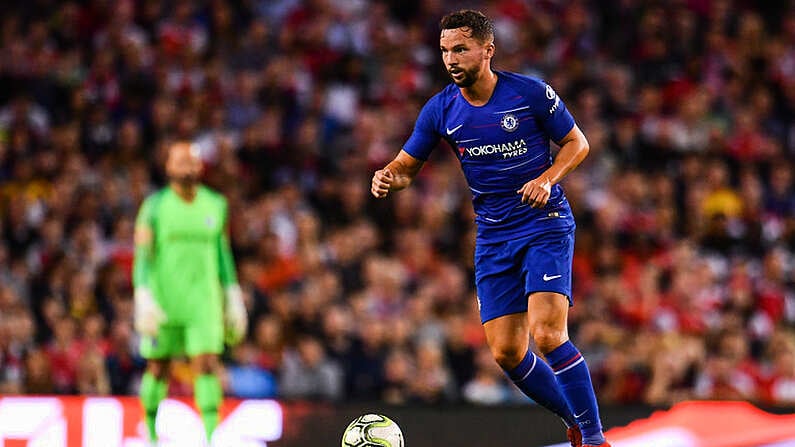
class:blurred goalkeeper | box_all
[133,141,247,445]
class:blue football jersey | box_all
[403,71,577,243]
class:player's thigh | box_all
[140,325,186,359]
[474,241,527,324]
[522,228,575,304]
[185,321,224,357]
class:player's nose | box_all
[443,53,457,66]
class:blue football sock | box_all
[546,341,605,445]
[504,350,576,428]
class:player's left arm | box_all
[517,124,589,207]
[217,200,247,345]
[518,80,589,208]
[217,202,238,287]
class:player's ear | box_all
[484,41,495,59]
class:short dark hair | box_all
[440,10,494,43]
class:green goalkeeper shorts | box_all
[140,322,224,359]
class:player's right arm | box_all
[371,94,440,198]
[371,150,424,198]
[133,195,166,337]
[133,197,155,290]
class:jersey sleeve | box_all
[402,95,442,161]
[133,195,157,289]
[530,80,576,143]
[217,198,238,287]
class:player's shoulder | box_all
[426,82,462,108]
[136,188,169,222]
[198,185,228,206]
[413,85,457,130]
[438,82,460,98]
[141,187,169,207]
[498,70,550,95]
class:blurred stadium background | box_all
[0,0,793,445]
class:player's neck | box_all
[170,182,198,202]
[460,69,497,106]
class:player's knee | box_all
[531,326,568,354]
[489,342,525,370]
[192,354,221,375]
[146,360,170,380]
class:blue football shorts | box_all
[474,227,575,323]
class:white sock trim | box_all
[514,353,537,383]
[553,356,585,375]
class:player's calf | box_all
[546,341,606,446]
[140,370,168,443]
[195,374,222,443]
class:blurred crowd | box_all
[0,0,794,408]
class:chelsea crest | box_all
[500,113,518,132]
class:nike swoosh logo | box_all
[543,274,562,281]
[446,124,463,135]
[573,409,589,418]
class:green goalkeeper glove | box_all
[134,287,166,337]
[224,284,248,345]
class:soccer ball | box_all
[341,413,404,447]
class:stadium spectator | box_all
[279,334,343,401]
[226,341,278,399]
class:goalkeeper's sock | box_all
[504,350,577,428]
[139,372,168,442]
[195,374,222,443]
[546,341,605,445]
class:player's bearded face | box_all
[448,65,479,87]
[169,162,201,186]
[172,171,199,186]
[440,28,491,88]
[166,144,202,188]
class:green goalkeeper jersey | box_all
[133,185,237,325]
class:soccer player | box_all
[133,141,247,445]
[371,10,609,447]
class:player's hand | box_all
[371,168,394,198]
[517,176,552,208]
[224,284,248,346]
[134,288,166,337]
